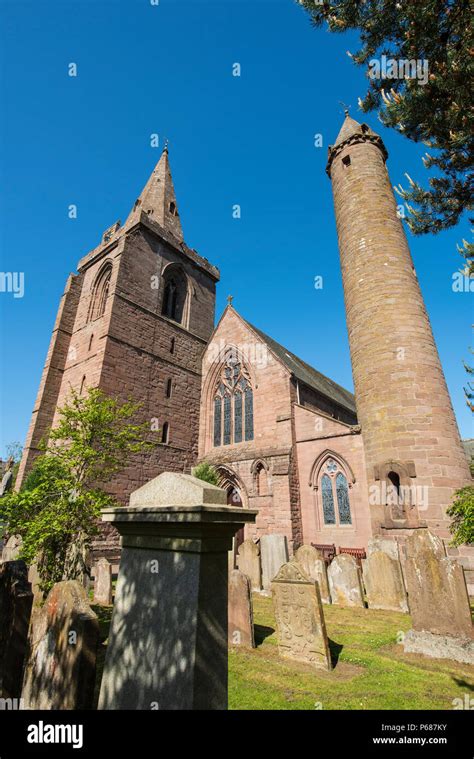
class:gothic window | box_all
[212,353,254,446]
[319,457,352,526]
[161,422,169,445]
[161,266,187,324]
[79,375,86,396]
[165,378,172,398]
[88,263,112,322]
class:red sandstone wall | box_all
[294,403,372,550]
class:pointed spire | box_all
[126,146,183,242]
[333,113,378,147]
[326,112,387,176]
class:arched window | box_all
[213,352,254,446]
[88,263,112,322]
[161,266,187,324]
[169,202,177,216]
[170,337,175,354]
[88,334,94,352]
[319,457,352,526]
[165,378,172,398]
[161,422,169,445]
[79,375,86,396]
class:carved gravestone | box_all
[362,540,408,613]
[271,560,332,671]
[402,530,474,664]
[260,534,289,590]
[295,544,331,604]
[0,561,33,698]
[237,539,262,591]
[94,557,113,605]
[328,554,364,608]
[21,580,99,709]
[228,569,255,648]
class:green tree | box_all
[298,0,473,236]
[0,388,154,594]
[446,485,474,546]
[192,461,220,487]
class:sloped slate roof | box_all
[243,318,357,416]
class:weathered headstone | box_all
[21,580,99,709]
[328,554,365,608]
[402,529,474,664]
[362,540,408,613]
[260,534,289,590]
[98,472,257,710]
[237,539,262,591]
[295,544,331,604]
[0,561,33,698]
[27,563,43,608]
[1,535,22,563]
[271,560,332,671]
[228,569,255,648]
[94,557,113,605]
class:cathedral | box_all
[16,114,473,583]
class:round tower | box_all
[327,113,471,548]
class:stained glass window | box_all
[212,352,254,446]
[336,472,352,524]
[234,392,242,443]
[321,474,336,524]
[244,388,254,441]
[213,397,222,447]
[223,394,231,445]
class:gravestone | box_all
[402,529,474,664]
[0,561,33,698]
[328,554,364,607]
[362,540,408,613]
[228,569,255,648]
[260,534,289,590]
[94,557,113,605]
[21,580,99,709]
[271,560,332,671]
[237,539,262,591]
[98,472,257,710]
[295,544,331,604]
[2,535,22,562]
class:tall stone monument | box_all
[271,560,332,671]
[402,530,473,664]
[98,472,257,710]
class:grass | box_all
[91,594,474,710]
[228,595,474,710]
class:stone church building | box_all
[16,114,473,579]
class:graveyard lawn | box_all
[228,595,474,710]
[91,595,474,710]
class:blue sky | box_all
[0,0,472,456]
